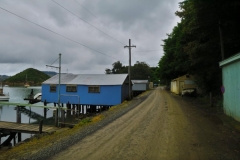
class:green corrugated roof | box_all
[219,53,240,67]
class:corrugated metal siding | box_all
[43,74,128,85]
[132,84,147,91]
[131,80,149,91]
[222,60,240,122]
[42,84,122,105]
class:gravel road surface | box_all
[50,87,240,160]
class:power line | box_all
[0,6,118,60]
[52,0,126,45]
[74,0,126,41]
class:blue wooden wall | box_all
[42,84,123,106]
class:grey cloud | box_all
[0,0,181,75]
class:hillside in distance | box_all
[41,71,57,77]
[0,75,10,82]
[4,68,50,86]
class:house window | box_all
[88,86,100,93]
[50,85,56,92]
[66,85,77,92]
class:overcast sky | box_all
[0,0,181,76]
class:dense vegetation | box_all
[4,68,50,86]
[157,0,240,94]
[105,61,160,84]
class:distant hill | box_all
[41,71,57,77]
[3,68,50,86]
[0,75,10,82]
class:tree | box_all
[112,61,123,74]
[158,0,240,94]
[105,68,112,74]
[131,61,151,80]
[106,61,152,81]
[157,22,190,84]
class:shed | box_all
[131,80,149,91]
[219,53,240,122]
[41,74,129,106]
[170,74,197,95]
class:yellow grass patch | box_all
[92,114,104,123]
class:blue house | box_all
[41,74,129,106]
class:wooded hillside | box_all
[4,68,50,86]
[157,0,240,94]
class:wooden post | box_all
[16,106,21,142]
[44,108,47,119]
[67,102,71,116]
[14,136,16,146]
[44,100,47,119]
[39,120,43,134]
[53,103,58,127]
[55,108,58,127]
[61,108,65,128]
[219,20,225,60]
[124,39,136,100]
[73,104,76,115]
[77,104,80,117]
[80,105,82,115]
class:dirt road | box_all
[51,87,240,160]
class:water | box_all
[0,86,54,145]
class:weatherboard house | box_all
[41,73,130,106]
[219,53,240,122]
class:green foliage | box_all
[131,61,151,80]
[158,22,190,84]
[105,68,112,74]
[112,61,123,74]
[106,61,153,81]
[4,68,50,85]
[157,0,240,94]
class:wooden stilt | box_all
[44,108,47,119]
[39,120,43,134]
[16,106,21,142]
[13,136,16,146]
[55,108,58,127]
[61,109,65,128]
[66,102,70,116]
[77,104,80,117]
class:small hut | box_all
[131,80,149,96]
[170,74,197,95]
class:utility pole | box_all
[219,20,225,60]
[124,39,136,100]
[58,53,61,124]
[46,53,61,127]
